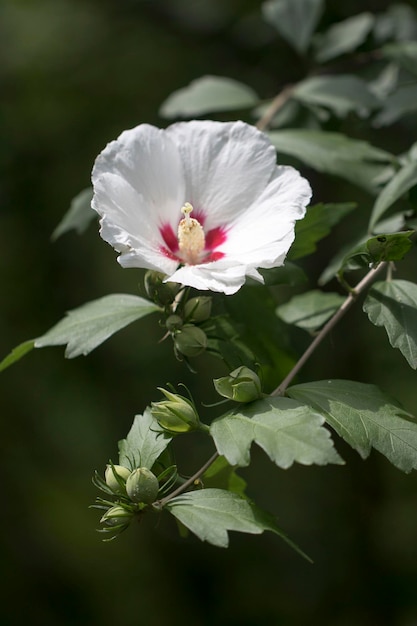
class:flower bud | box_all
[214,366,262,403]
[174,324,207,357]
[126,467,159,504]
[166,314,183,332]
[105,464,131,493]
[151,387,200,433]
[183,296,212,322]
[144,270,179,305]
[100,505,133,527]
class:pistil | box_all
[177,203,205,265]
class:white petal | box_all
[219,166,312,268]
[245,267,265,283]
[94,173,156,245]
[167,260,249,295]
[165,120,278,230]
[92,123,186,238]
[100,220,178,275]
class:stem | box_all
[158,451,219,507]
[272,263,387,396]
[256,85,294,132]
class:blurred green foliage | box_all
[1,0,417,624]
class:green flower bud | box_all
[151,387,200,433]
[144,270,179,305]
[214,366,262,403]
[105,464,131,493]
[166,314,183,332]
[126,467,159,504]
[100,505,133,527]
[183,296,212,322]
[174,324,207,357]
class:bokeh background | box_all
[1,0,417,624]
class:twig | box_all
[272,263,387,396]
[256,85,294,132]
[157,451,219,507]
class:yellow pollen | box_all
[178,203,205,265]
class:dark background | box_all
[1,1,417,624]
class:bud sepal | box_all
[95,504,136,540]
[151,387,203,434]
[214,366,263,403]
[173,324,207,358]
[144,270,180,306]
[165,314,183,332]
[183,296,212,323]
[100,505,134,528]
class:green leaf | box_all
[276,290,345,331]
[374,84,417,127]
[365,231,414,262]
[269,129,394,193]
[262,0,323,54]
[289,202,356,260]
[363,280,417,369]
[287,380,417,472]
[210,396,343,468]
[34,294,160,358]
[375,4,417,44]
[339,242,372,272]
[293,75,378,118]
[202,456,247,496]
[383,41,417,78]
[118,408,172,470]
[314,13,374,63]
[369,161,417,230]
[326,232,414,281]
[369,62,399,101]
[159,75,258,118]
[52,188,95,241]
[165,488,311,559]
[0,339,35,372]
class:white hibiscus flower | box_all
[91,120,312,295]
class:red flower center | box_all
[159,203,226,265]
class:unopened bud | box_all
[174,324,207,357]
[214,366,262,403]
[144,271,179,305]
[183,296,212,322]
[166,314,183,332]
[105,464,131,493]
[151,387,200,433]
[100,505,133,527]
[126,467,159,504]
